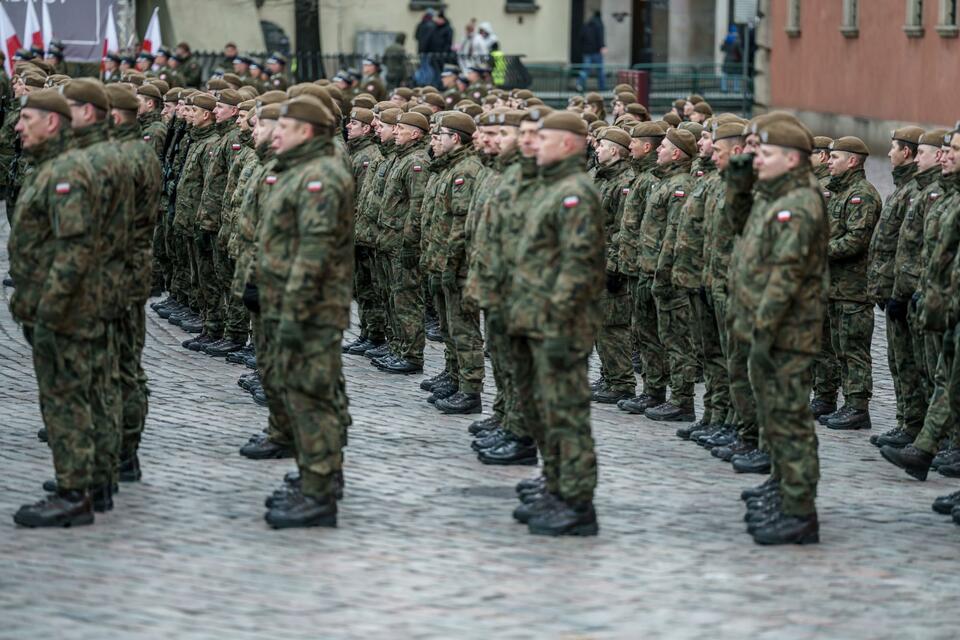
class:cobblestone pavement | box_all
[2,163,959,640]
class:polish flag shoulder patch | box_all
[695,170,704,177]
[362,160,370,168]
[673,190,686,198]
[823,190,832,199]
[776,210,792,223]
[265,175,277,185]
[622,187,630,195]
[412,165,423,173]
[143,135,152,142]
[55,182,71,195]
[306,181,323,193]
[562,195,580,208]
[849,195,863,205]
[454,177,465,186]
[231,143,242,152]
[929,192,940,201]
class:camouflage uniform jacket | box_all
[72,121,136,320]
[671,159,720,291]
[917,172,960,332]
[181,57,202,88]
[506,154,604,350]
[256,136,355,328]
[436,146,483,279]
[196,121,241,233]
[219,130,257,252]
[173,123,220,231]
[161,121,190,219]
[813,163,830,189]
[356,143,397,248]
[0,103,20,193]
[347,136,382,201]
[728,165,829,354]
[138,110,168,159]
[639,158,693,279]
[7,133,102,338]
[702,168,736,294]
[114,121,162,303]
[593,158,634,275]
[616,153,658,277]
[866,162,918,304]
[490,157,540,309]
[418,148,454,273]
[892,166,940,301]
[824,167,881,303]
[231,143,274,299]
[464,153,508,288]
[377,139,430,256]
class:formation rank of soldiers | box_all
[4,52,960,546]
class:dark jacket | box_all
[426,21,453,54]
[581,15,605,54]
[416,18,435,54]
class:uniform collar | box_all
[273,135,331,171]
[826,166,865,193]
[23,131,71,163]
[757,165,811,199]
[653,157,692,179]
[71,119,110,149]
[539,154,585,181]
[892,162,917,188]
[113,121,142,142]
[914,165,940,190]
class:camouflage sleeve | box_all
[754,203,816,336]
[37,174,97,323]
[130,152,162,300]
[724,154,755,233]
[403,158,430,249]
[444,170,477,271]
[196,141,229,232]
[654,196,682,287]
[550,187,604,326]
[828,194,879,260]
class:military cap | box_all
[314,78,330,87]
[207,78,229,91]
[188,93,217,111]
[829,136,869,156]
[20,88,72,119]
[523,105,553,122]
[481,94,498,106]
[748,111,812,143]
[238,99,257,112]
[613,114,637,128]
[496,110,524,127]
[584,92,604,105]
[759,120,813,153]
[409,105,434,119]
[218,88,243,106]
[663,112,681,127]
[613,83,634,94]
[631,121,667,139]
[237,85,259,99]
[892,126,925,145]
[298,84,341,118]
[582,112,599,124]
[626,103,648,118]
[45,74,70,87]
[440,111,477,136]
[350,107,375,125]
[693,101,713,116]
[588,120,608,134]
[390,87,412,100]
[525,97,545,107]
[672,98,685,110]
[361,57,381,69]
[919,129,949,147]
[567,95,585,107]
[105,84,139,112]
[48,39,65,54]
[20,72,46,88]
[352,93,376,109]
[687,93,704,104]
[679,121,703,138]
[599,127,631,150]
[373,100,395,114]
[156,46,172,58]
[120,55,136,66]
[147,79,170,94]
[233,55,251,65]
[541,111,588,136]
[616,92,638,105]
[257,90,288,105]
[258,103,282,120]
[812,136,833,151]
[514,89,534,101]
[398,111,430,132]
[712,121,746,142]
[477,110,503,127]
[280,95,335,127]
[420,92,444,109]
[458,103,482,118]
[440,64,460,77]
[125,72,146,86]
[665,128,698,157]
[380,108,401,125]
[61,78,110,111]
[163,88,181,103]
[267,52,287,66]
[137,51,155,62]
[222,72,242,86]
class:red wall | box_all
[769,1,959,124]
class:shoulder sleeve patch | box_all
[306,181,323,193]
[622,187,630,195]
[673,190,686,198]
[232,143,242,151]
[413,165,423,173]
[562,195,580,208]
[454,176,465,186]
[265,175,277,185]
[776,210,792,223]
[849,195,862,204]
[143,135,152,141]
[55,182,71,195]
[930,192,940,201]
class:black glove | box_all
[886,297,908,322]
[910,291,921,311]
[241,283,260,313]
[605,272,625,293]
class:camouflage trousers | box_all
[654,287,697,409]
[354,245,385,342]
[485,307,527,437]
[152,209,169,293]
[510,336,597,504]
[710,286,738,425]
[923,331,943,399]
[596,280,636,394]
[749,348,819,517]
[119,305,149,456]
[634,274,668,397]
[828,301,874,410]
[278,326,351,500]
[887,310,926,436]
[441,278,484,394]
[169,225,195,307]
[215,247,248,342]
[429,273,458,378]
[812,313,841,404]
[258,315,295,448]
[727,333,759,446]
[695,289,732,426]
[195,233,223,337]
[913,328,958,455]
[389,253,425,367]
[374,252,396,350]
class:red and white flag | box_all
[24,0,42,50]
[142,7,162,53]
[41,0,54,50]
[101,4,119,71]
[0,4,22,75]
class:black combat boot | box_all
[731,449,772,474]
[37,428,47,443]
[644,402,695,422]
[472,427,507,451]
[527,499,598,537]
[13,490,94,528]
[468,415,499,435]
[870,427,914,449]
[740,477,778,501]
[932,490,960,515]
[90,484,114,513]
[427,381,458,404]
[616,393,665,415]
[591,387,633,404]
[825,407,871,430]
[436,391,481,414]
[420,370,450,392]
[880,444,933,480]
[751,511,819,545]
[516,476,545,495]
[119,452,142,482]
[381,358,424,374]
[808,397,837,418]
[341,336,368,354]
[265,493,337,529]
[513,492,560,524]
[364,343,391,359]
[205,338,245,357]
[239,438,294,460]
[477,437,538,465]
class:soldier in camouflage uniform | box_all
[342,107,385,354]
[175,43,203,88]
[257,96,354,529]
[105,85,162,482]
[731,119,827,546]
[819,137,881,431]
[865,127,925,448]
[136,84,169,295]
[643,128,697,423]
[370,112,431,375]
[9,90,103,527]
[880,129,960,481]
[507,112,604,536]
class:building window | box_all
[937,0,959,36]
[841,0,860,37]
[785,0,801,37]
[505,0,540,14]
[904,0,925,37]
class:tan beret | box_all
[206,78,229,91]
[21,72,47,88]
[163,88,181,103]
[600,127,631,150]
[588,120,608,134]
[422,92,445,109]
[758,120,814,153]
[440,111,477,136]
[673,99,686,110]
[352,93,376,109]
[20,88,71,119]
[514,89,534,100]
[222,73,242,86]
[238,99,257,112]
[830,136,869,156]
[626,103,648,117]
[665,128,698,157]
[258,103,282,121]
[218,88,243,106]
[410,105,434,119]
[238,86,259,100]
[477,109,504,127]
[523,106,553,122]
[631,122,667,139]
[105,84,139,112]
[280,95,335,127]
[525,97,544,106]
[61,78,110,111]
[892,126,925,145]
[147,79,170,94]
[398,111,429,132]
[693,102,713,116]
[679,121,703,139]
[712,122,745,142]
[812,136,833,151]
[541,111,588,136]
[500,110,525,127]
[919,129,949,147]
[380,107,402,125]
[458,103,482,118]
[663,112,681,127]
[189,93,217,112]
[257,90,288,105]
[124,73,145,87]
[138,83,163,100]
[584,92,604,105]
[350,107,374,125]
[616,92,637,104]
[581,112,598,124]
[688,93,705,104]
[392,87,414,99]
[613,83,634,94]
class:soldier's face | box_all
[827,150,858,176]
[481,126,499,154]
[254,120,276,146]
[519,122,539,158]
[915,144,942,172]
[346,119,368,140]
[378,122,395,144]
[629,137,651,159]
[683,102,695,118]
[498,127,519,155]
[467,71,480,84]
[430,133,443,156]
[137,95,152,116]
[273,117,312,154]
[162,102,175,119]
[943,134,960,174]
[711,139,741,170]
[698,132,714,158]
[441,75,455,88]
[536,128,581,166]
[596,139,619,165]
[755,144,799,181]
[214,103,238,123]
[394,123,420,146]
[438,129,461,155]
[237,111,250,129]
[888,140,912,168]
[690,112,706,124]
[656,139,679,165]
[156,54,168,66]
[363,63,376,76]
[16,108,60,148]
[743,133,760,154]
[612,101,624,117]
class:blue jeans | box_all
[578,53,605,91]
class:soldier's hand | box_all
[605,271,625,293]
[748,330,777,376]
[241,283,260,313]
[886,297,908,322]
[277,319,303,349]
[727,153,756,194]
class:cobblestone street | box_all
[2,162,959,639]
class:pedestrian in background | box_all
[577,11,606,93]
